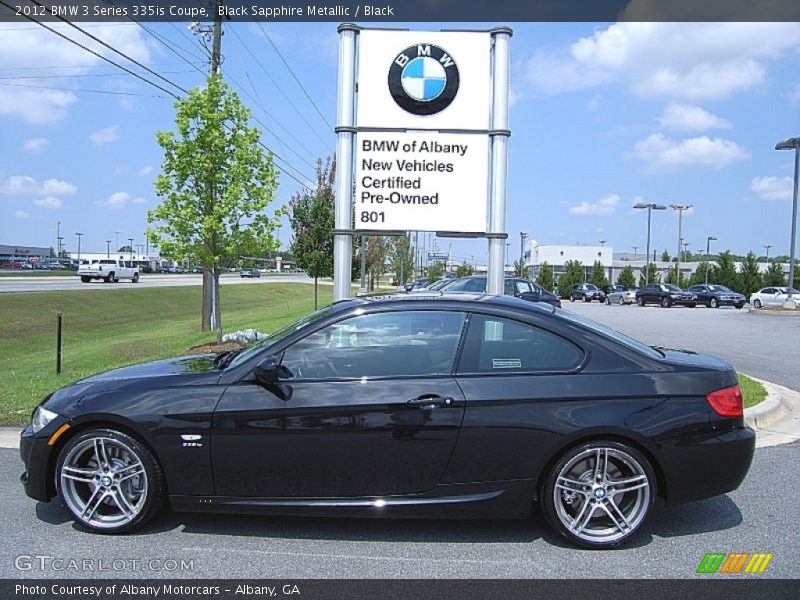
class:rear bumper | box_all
[647,425,755,505]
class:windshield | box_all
[227,306,333,369]
[557,309,663,358]
[585,284,598,290]
[662,284,682,292]
[708,285,730,292]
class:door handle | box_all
[407,395,454,409]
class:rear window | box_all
[99,260,117,265]
[556,309,663,358]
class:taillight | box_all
[706,385,743,417]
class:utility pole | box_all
[519,231,527,266]
[75,232,83,267]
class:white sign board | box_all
[357,30,491,130]
[355,131,488,233]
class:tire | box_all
[687,303,696,308]
[710,298,718,309]
[56,428,165,534]
[754,299,762,309]
[584,296,590,302]
[541,440,655,549]
[132,273,139,283]
[605,297,611,305]
[661,297,671,308]
[735,304,743,310]
[570,295,576,302]
[618,296,625,306]
[637,297,644,307]
[105,272,114,284]
[80,276,90,283]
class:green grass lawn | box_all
[0,283,324,424]
[738,373,767,409]
[0,270,76,277]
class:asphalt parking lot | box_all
[563,301,800,390]
[1,442,798,579]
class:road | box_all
[0,273,317,293]
[1,442,797,579]
[563,301,800,391]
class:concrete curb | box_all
[748,308,800,316]
[744,377,787,429]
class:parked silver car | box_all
[605,285,637,305]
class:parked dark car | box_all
[240,268,261,278]
[403,276,430,292]
[636,284,697,308]
[20,294,754,548]
[440,276,561,308]
[569,283,606,303]
[687,285,745,309]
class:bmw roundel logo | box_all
[388,44,460,116]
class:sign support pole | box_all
[486,27,512,296]
[333,24,359,301]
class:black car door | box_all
[211,310,467,498]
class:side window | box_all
[445,279,470,292]
[457,315,583,374]
[464,278,486,292]
[515,280,532,294]
[280,311,466,380]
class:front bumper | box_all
[19,423,60,502]
[647,425,756,505]
[715,297,745,306]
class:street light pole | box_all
[519,231,527,265]
[775,136,799,302]
[75,232,83,267]
[634,202,667,285]
[106,240,111,258]
[670,204,693,286]
[128,238,134,262]
[705,235,717,285]
[763,244,772,261]
[56,221,61,260]
[114,231,120,252]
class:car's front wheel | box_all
[753,299,762,309]
[636,297,644,307]
[541,441,655,549]
[132,273,139,283]
[618,296,625,306]
[710,298,718,308]
[570,295,576,302]
[56,428,164,534]
[661,297,671,308]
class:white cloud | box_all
[137,165,154,176]
[33,196,63,209]
[750,176,794,201]
[631,133,749,173]
[587,94,602,111]
[0,23,151,123]
[14,210,31,219]
[94,192,144,209]
[90,124,120,146]
[569,193,620,216]
[0,175,77,197]
[525,23,800,100]
[658,104,731,131]
[22,138,49,153]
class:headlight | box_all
[31,406,59,433]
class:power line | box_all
[229,26,332,151]
[0,0,181,99]
[26,0,188,96]
[0,70,196,80]
[255,21,334,132]
[0,62,201,71]
[0,81,169,98]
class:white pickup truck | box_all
[78,259,140,283]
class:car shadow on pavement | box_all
[33,494,742,548]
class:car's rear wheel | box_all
[132,273,139,283]
[105,272,114,284]
[754,299,762,309]
[637,297,644,307]
[618,296,625,306]
[661,297,671,308]
[605,297,611,305]
[710,298,718,308]
[56,428,164,534]
[541,441,655,549]
[570,295,575,302]
[80,276,90,283]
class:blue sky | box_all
[1,21,799,265]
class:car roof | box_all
[331,292,555,315]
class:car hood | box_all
[78,354,219,383]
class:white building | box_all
[525,241,613,280]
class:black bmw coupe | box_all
[20,294,755,548]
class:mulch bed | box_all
[182,341,245,355]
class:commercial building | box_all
[0,244,52,266]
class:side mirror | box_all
[254,356,280,385]
[404,283,414,292]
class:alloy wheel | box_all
[618,296,625,306]
[551,446,652,546]
[59,435,148,530]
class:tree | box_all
[661,250,671,262]
[455,262,474,277]
[638,263,660,287]
[589,260,608,289]
[689,262,712,286]
[365,235,390,291]
[557,260,584,298]
[148,74,279,341]
[616,265,636,288]
[763,260,787,287]
[427,260,445,284]
[738,251,763,298]
[389,235,413,285]
[664,264,687,288]
[513,259,528,278]
[711,250,739,291]
[286,156,336,309]
[536,261,554,291]
[118,245,133,253]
